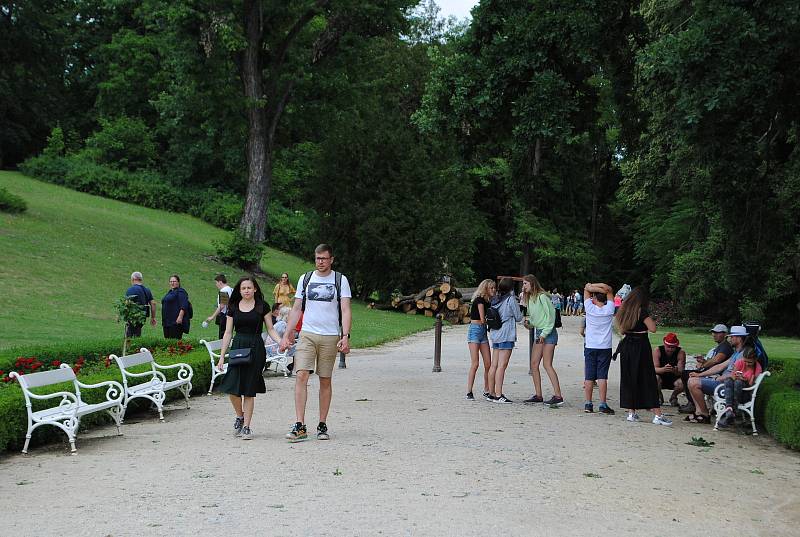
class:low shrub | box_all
[214,230,265,270]
[0,187,27,213]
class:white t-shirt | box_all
[217,285,233,314]
[584,298,616,349]
[294,271,352,336]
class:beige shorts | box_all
[294,331,340,377]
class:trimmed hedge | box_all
[0,186,27,213]
[0,347,213,452]
[755,354,800,449]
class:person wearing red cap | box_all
[652,333,686,407]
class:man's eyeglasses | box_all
[315,256,331,262]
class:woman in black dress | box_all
[217,276,281,440]
[614,287,672,426]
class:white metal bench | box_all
[10,364,124,454]
[712,371,771,435]
[111,348,193,421]
[200,338,229,394]
[265,342,293,377]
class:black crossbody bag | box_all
[228,348,252,366]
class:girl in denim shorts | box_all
[522,274,564,406]
[466,279,495,400]
[486,278,523,403]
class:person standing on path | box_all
[583,283,616,414]
[522,274,564,406]
[272,272,296,309]
[486,278,523,404]
[125,271,157,337]
[614,287,672,426]
[205,273,233,339]
[217,277,282,440]
[161,274,190,339]
[465,279,495,401]
[280,244,352,442]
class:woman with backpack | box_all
[466,279,496,401]
[161,274,191,339]
[486,278,523,403]
[522,275,564,406]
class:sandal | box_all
[686,414,711,424]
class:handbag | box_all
[228,348,252,366]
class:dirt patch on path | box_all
[1,316,798,536]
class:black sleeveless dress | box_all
[618,310,660,410]
[218,302,268,397]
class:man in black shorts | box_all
[653,332,686,406]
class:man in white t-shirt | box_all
[280,244,352,442]
[583,282,616,414]
[205,273,234,339]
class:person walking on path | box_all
[161,274,190,339]
[204,273,233,339]
[583,283,616,414]
[280,244,352,442]
[125,271,157,337]
[486,278,523,404]
[272,272,296,309]
[614,287,672,426]
[217,277,281,440]
[466,279,495,401]
[522,274,564,406]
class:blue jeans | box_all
[492,341,515,350]
[532,327,558,345]
[467,323,489,345]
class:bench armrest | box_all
[153,362,193,381]
[124,370,167,385]
[25,391,79,413]
[75,379,124,402]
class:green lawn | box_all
[0,171,432,353]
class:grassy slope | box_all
[0,171,432,352]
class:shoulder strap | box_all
[300,271,314,312]
[335,271,343,328]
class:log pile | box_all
[390,281,471,324]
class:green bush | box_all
[0,348,212,452]
[84,115,157,171]
[197,192,242,230]
[214,230,265,270]
[266,203,317,253]
[754,354,800,449]
[0,187,27,213]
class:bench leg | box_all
[108,405,123,435]
[22,433,32,454]
[208,373,216,395]
[180,384,191,409]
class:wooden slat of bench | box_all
[114,349,154,369]
[18,367,76,389]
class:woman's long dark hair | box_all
[497,278,514,297]
[230,276,266,313]
[615,286,650,333]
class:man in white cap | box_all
[678,323,733,413]
[684,325,748,423]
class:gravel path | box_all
[1,316,798,536]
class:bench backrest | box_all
[112,348,155,370]
[201,339,223,352]
[13,366,76,390]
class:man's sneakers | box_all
[584,402,594,413]
[523,395,544,404]
[317,422,330,440]
[233,416,244,437]
[544,396,564,407]
[598,403,615,415]
[286,422,308,442]
[652,414,673,426]
[626,412,641,422]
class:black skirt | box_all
[218,332,267,397]
[618,333,661,410]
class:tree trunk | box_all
[520,242,532,276]
[239,0,269,242]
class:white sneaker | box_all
[652,415,673,426]
[626,412,641,422]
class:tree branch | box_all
[271,0,330,71]
[267,79,296,148]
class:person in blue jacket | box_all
[486,278,523,404]
[161,274,190,339]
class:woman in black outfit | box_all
[161,274,190,339]
[614,287,672,426]
[217,276,281,440]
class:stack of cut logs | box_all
[390,282,471,324]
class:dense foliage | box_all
[2,0,799,330]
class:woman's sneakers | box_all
[286,422,308,442]
[233,416,244,436]
[317,422,330,440]
[241,426,253,440]
[466,392,475,401]
[524,395,544,404]
[652,414,673,426]
[495,394,513,404]
[544,396,564,406]
[626,412,641,422]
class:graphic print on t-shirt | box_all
[307,283,336,302]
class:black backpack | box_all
[485,298,506,331]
